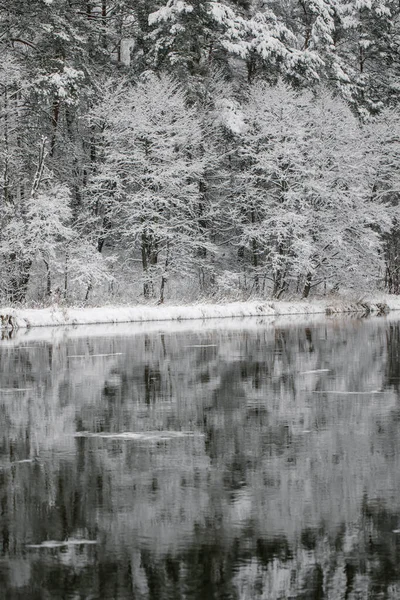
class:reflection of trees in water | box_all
[2,319,400,598]
[385,324,400,393]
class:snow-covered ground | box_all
[1,296,400,330]
[0,314,334,346]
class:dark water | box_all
[2,315,400,599]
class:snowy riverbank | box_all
[1,296,400,330]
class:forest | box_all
[2,0,400,304]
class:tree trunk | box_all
[251,209,259,292]
[302,272,312,299]
[272,242,287,298]
[50,98,60,157]
[102,0,107,49]
[85,282,92,302]
[43,258,51,297]
[141,232,150,299]
[141,231,157,299]
[246,51,257,84]
[31,137,47,197]
[159,243,169,304]
[197,180,207,259]
[273,268,288,299]
[8,256,32,304]
[64,250,68,300]
[3,85,9,203]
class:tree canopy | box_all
[1,0,400,302]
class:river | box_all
[1,314,400,599]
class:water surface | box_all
[1,315,400,599]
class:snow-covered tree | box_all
[89,74,212,301]
[320,0,400,114]
[231,82,393,296]
[0,134,112,303]
[2,0,400,304]
[148,0,325,85]
[365,108,400,293]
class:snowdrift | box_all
[0,297,398,330]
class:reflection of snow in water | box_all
[26,539,97,549]
[0,459,40,471]
[230,490,253,524]
[311,390,383,395]
[74,430,204,441]
[0,388,32,392]
[12,346,46,350]
[2,316,400,598]
[105,374,122,387]
[67,353,124,358]
[186,345,218,348]
[300,369,331,374]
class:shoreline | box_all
[1,297,399,330]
